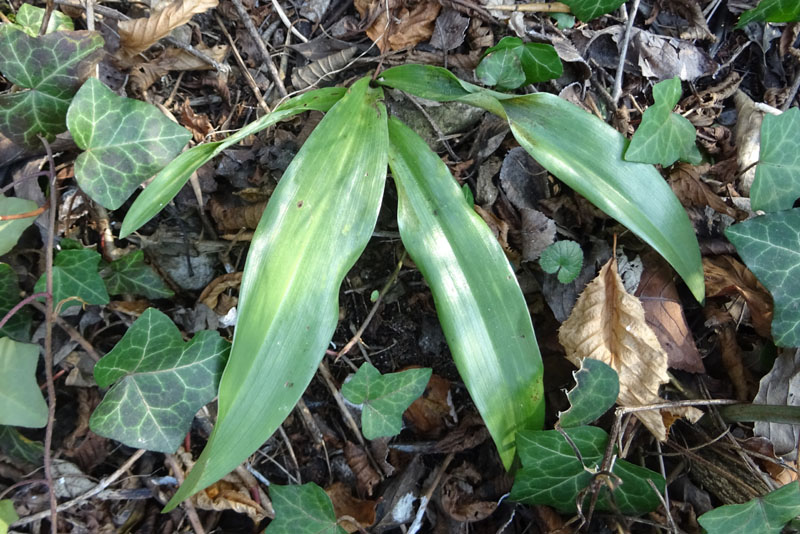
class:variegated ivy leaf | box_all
[67,78,191,209]
[265,483,346,534]
[0,26,103,148]
[90,308,229,453]
[14,4,74,36]
[0,263,32,341]
[34,243,110,311]
[101,250,173,299]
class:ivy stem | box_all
[719,403,800,425]
[40,136,59,534]
[0,292,48,330]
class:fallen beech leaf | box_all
[635,253,705,373]
[559,257,700,440]
[703,255,774,339]
[354,0,440,52]
[209,196,266,232]
[129,43,229,94]
[198,272,242,314]
[118,0,219,57]
[325,481,377,532]
[669,163,746,220]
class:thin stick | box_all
[270,0,309,43]
[230,0,288,97]
[215,13,271,114]
[0,292,47,330]
[39,0,55,35]
[165,455,206,534]
[11,449,147,528]
[611,0,641,105]
[488,2,570,12]
[618,398,738,414]
[0,205,46,221]
[408,452,454,534]
[30,301,102,362]
[85,0,95,31]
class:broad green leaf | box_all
[388,117,544,468]
[551,13,576,28]
[625,77,702,167]
[477,37,563,90]
[341,363,431,439]
[120,87,346,238]
[34,247,109,311]
[510,427,665,514]
[558,358,619,428]
[562,0,626,21]
[265,483,346,534]
[539,240,583,283]
[725,209,800,347]
[750,107,800,212]
[67,78,191,209]
[0,425,44,464]
[379,65,704,302]
[476,47,526,91]
[15,4,74,36]
[0,337,47,428]
[737,0,800,28]
[698,482,800,534]
[0,195,38,255]
[0,263,32,341]
[101,250,173,299]
[502,94,705,303]
[0,499,19,534]
[90,308,229,453]
[164,77,388,510]
[0,26,103,148]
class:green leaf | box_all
[101,250,173,299]
[265,483,346,534]
[15,4,74,36]
[341,363,431,439]
[737,0,800,28]
[725,209,800,347]
[510,427,665,514]
[0,195,38,255]
[0,499,19,534]
[0,425,44,464]
[750,107,800,212]
[0,263,32,341]
[551,13,576,28]
[502,93,705,303]
[558,358,619,428]
[562,0,626,21]
[388,117,544,469]
[477,37,563,90]
[625,77,702,166]
[476,46,526,91]
[89,308,229,453]
[0,26,103,148]
[539,240,583,283]
[120,87,346,238]
[66,78,192,209]
[164,77,388,510]
[34,246,109,311]
[0,337,47,428]
[698,482,800,534]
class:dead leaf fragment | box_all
[559,257,700,440]
[344,441,380,496]
[669,163,746,220]
[440,463,497,522]
[326,481,378,532]
[753,348,800,457]
[404,373,454,438]
[118,0,220,57]
[354,0,441,52]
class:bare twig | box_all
[408,452,454,534]
[0,205,46,221]
[230,0,288,97]
[30,300,102,362]
[39,0,55,35]
[215,13,271,113]
[165,454,206,534]
[611,0,640,105]
[0,292,47,330]
[271,0,308,43]
[488,2,570,12]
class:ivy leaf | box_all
[101,250,173,299]
[0,337,48,428]
[0,195,38,256]
[0,26,103,148]
[737,0,800,28]
[67,78,191,209]
[34,246,109,311]
[539,240,583,283]
[341,363,431,439]
[725,209,800,347]
[476,46,525,91]
[698,482,800,534]
[558,358,619,428]
[0,426,44,464]
[509,427,665,514]
[0,263,32,341]
[90,308,229,453]
[476,37,562,90]
[625,77,702,167]
[562,0,626,21]
[265,483,346,534]
[15,4,74,36]
[750,107,800,212]
[1,499,19,534]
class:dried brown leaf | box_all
[404,373,454,438]
[440,463,497,522]
[209,196,266,232]
[669,163,746,220]
[703,305,753,401]
[344,441,380,496]
[198,271,242,314]
[753,348,800,456]
[355,0,441,52]
[118,0,219,57]
[435,413,489,453]
[326,481,378,532]
[559,257,700,440]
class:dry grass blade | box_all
[559,257,701,440]
[118,0,219,57]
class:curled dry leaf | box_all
[404,372,454,438]
[703,255,774,339]
[753,348,800,457]
[209,196,266,232]
[559,257,701,440]
[326,481,378,532]
[118,0,220,57]
[435,413,490,453]
[354,0,441,52]
[181,99,215,143]
[703,305,753,401]
[669,163,746,220]
[344,441,380,496]
[198,271,242,315]
[439,463,497,522]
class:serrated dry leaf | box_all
[559,257,700,440]
[118,0,219,57]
